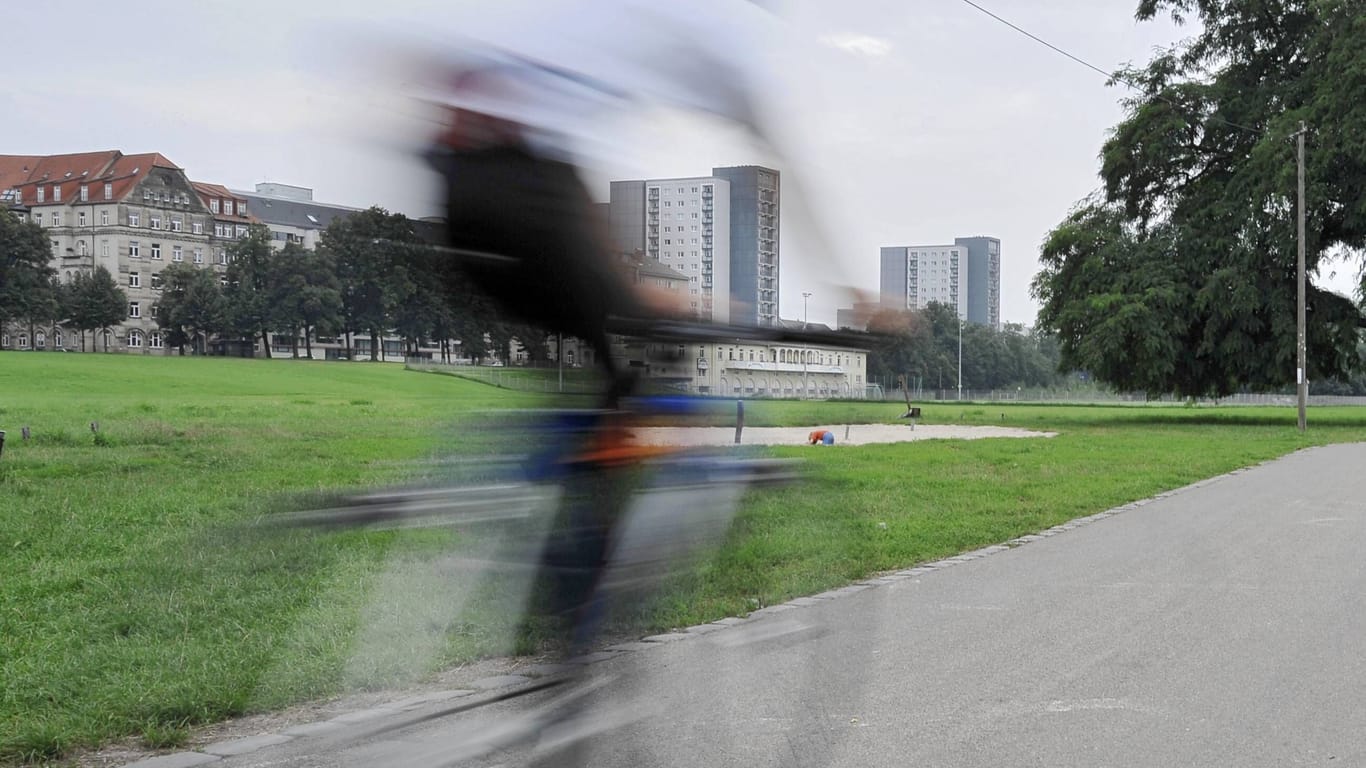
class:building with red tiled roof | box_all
[0,150,247,354]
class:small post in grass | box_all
[0,431,6,459]
[21,426,30,440]
[90,421,99,434]
[734,400,744,445]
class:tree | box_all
[224,224,276,358]
[321,207,420,361]
[156,263,226,355]
[1031,0,1366,398]
[269,243,342,360]
[0,209,57,342]
[65,267,128,352]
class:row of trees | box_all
[1,209,131,351]
[1,206,554,362]
[865,303,1067,393]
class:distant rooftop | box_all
[252,182,314,202]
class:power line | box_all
[954,0,1262,136]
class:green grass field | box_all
[2,352,1364,763]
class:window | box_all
[18,333,29,349]
[224,200,234,216]
[128,272,140,288]
[150,215,161,230]
[76,211,87,227]
[143,190,151,201]
[54,330,63,348]
[36,187,44,203]
[52,211,62,226]
[101,240,109,257]
[128,302,140,318]
[151,272,162,289]
[80,185,88,202]
[100,209,109,226]
[129,240,140,258]
[238,200,246,215]
[36,331,46,349]
[210,199,219,213]
[52,186,61,202]
[151,243,161,260]
[192,248,202,264]
[171,217,181,232]
[103,182,112,200]
[150,303,159,318]
[192,221,202,235]
[174,245,184,262]
[129,211,140,227]
[216,249,226,265]
[214,223,224,237]
[77,240,87,256]
[128,330,143,348]
[235,225,246,238]
[33,212,41,226]
[150,332,163,349]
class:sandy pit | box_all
[626,424,1057,447]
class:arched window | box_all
[54,330,63,348]
[128,330,144,348]
[150,332,164,349]
[18,333,30,348]
[35,331,46,348]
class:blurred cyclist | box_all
[418,0,787,403]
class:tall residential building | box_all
[879,236,1001,327]
[0,151,249,353]
[880,244,969,320]
[609,176,733,324]
[955,236,1001,328]
[711,165,779,327]
[607,164,779,327]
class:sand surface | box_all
[627,423,1057,447]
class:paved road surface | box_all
[200,443,1366,767]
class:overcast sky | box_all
[6,1,1355,326]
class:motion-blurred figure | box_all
[419,0,785,402]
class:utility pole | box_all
[802,292,812,400]
[1297,121,1307,432]
[957,314,963,402]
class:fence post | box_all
[734,400,744,445]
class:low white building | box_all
[626,325,868,399]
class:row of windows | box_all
[1,329,163,349]
[18,183,244,215]
[651,185,713,195]
[708,346,861,367]
[126,242,226,264]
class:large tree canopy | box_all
[1033,0,1366,397]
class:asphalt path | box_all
[204,443,1366,768]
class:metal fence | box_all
[405,360,604,394]
[878,388,1366,407]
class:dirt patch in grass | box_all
[627,423,1057,447]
